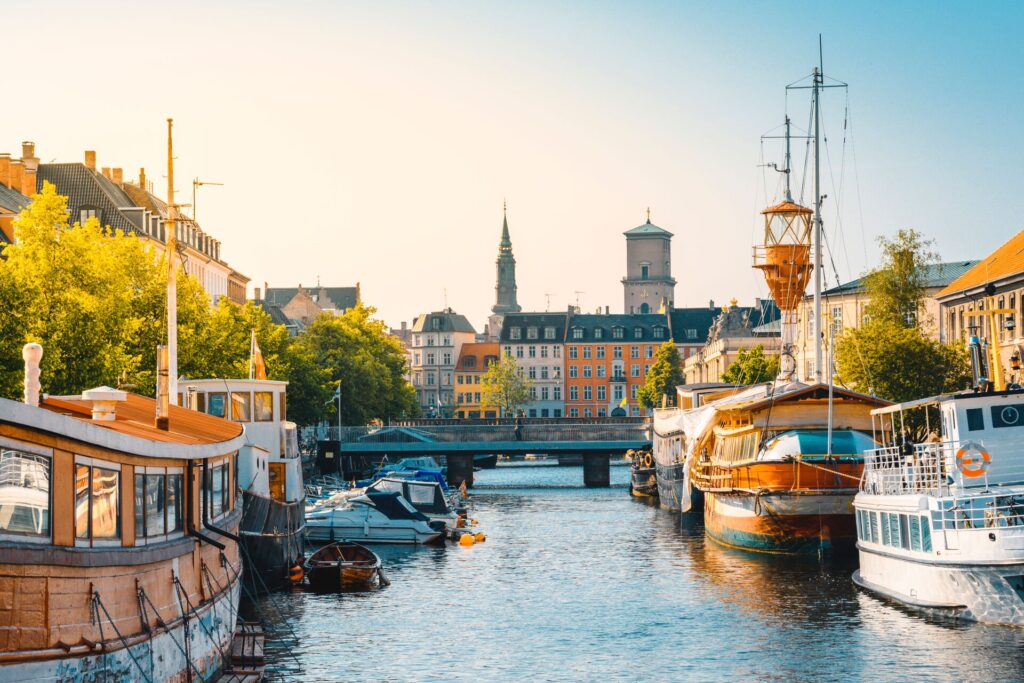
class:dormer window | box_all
[633,327,644,339]
[571,327,584,340]
[464,356,476,369]
[612,326,624,340]
[510,327,522,340]
[527,327,538,340]
[653,326,666,339]
[544,326,556,340]
[79,207,99,224]
[432,318,441,331]
[593,327,604,340]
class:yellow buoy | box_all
[459,533,475,547]
[474,532,486,543]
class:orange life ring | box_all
[643,453,653,468]
[289,565,305,583]
[956,443,991,478]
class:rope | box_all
[237,541,305,671]
[138,585,202,682]
[91,589,154,683]
[173,575,231,665]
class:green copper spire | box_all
[500,199,512,250]
[493,200,521,314]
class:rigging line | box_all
[819,95,851,290]
[846,100,870,272]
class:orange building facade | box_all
[455,342,500,418]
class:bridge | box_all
[315,419,652,487]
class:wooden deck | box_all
[219,621,265,682]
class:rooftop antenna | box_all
[192,178,223,222]
[574,291,585,309]
[544,293,554,311]
[165,118,178,406]
[443,287,448,310]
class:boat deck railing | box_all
[861,442,955,496]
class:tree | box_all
[863,228,939,330]
[638,341,684,408]
[721,345,780,386]
[480,354,532,417]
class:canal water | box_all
[251,463,1024,682]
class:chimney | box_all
[84,150,96,170]
[21,141,35,161]
[138,167,146,189]
[112,168,123,184]
[254,287,262,301]
[81,386,127,421]
[605,305,610,315]
[401,321,407,330]
[20,141,38,196]
[9,161,23,195]
[0,154,10,189]
[22,343,42,407]
[709,299,715,310]
[101,167,111,180]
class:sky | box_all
[5,1,1024,331]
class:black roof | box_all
[364,491,430,522]
[0,184,30,214]
[498,312,569,343]
[36,164,140,235]
[255,301,294,327]
[565,312,671,343]
[411,310,476,334]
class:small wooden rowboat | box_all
[305,542,389,591]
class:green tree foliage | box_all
[638,341,684,408]
[480,353,532,417]
[0,184,415,427]
[721,345,780,386]
[296,305,418,425]
[863,228,938,330]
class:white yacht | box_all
[306,490,446,545]
[854,388,1024,624]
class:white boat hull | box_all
[306,521,441,544]
[855,547,1024,625]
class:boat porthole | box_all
[990,532,997,542]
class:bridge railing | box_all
[323,422,651,445]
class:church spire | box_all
[492,201,521,315]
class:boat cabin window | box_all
[134,468,184,541]
[0,448,51,539]
[992,404,1024,428]
[254,391,274,422]
[231,392,251,422]
[75,461,121,544]
[207,392,227,418]
[280,392,287,421]
[195,392,207,413]
[206,460,232,518]
[966,408,985,431]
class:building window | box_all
[631,346,640,359]
[231,392,251,421]
[426,336,434,346]
[475,392,481,403]
[631,406,641,416]
[645,346,654,359]
[75,462,120,543]
[596,347,605,359]
[686,329,697,339]
[583,347,592,359]
[79,207,99,224]
[583,386,592,400]
[529,346,536,358]
[516,347,524,358]
[653,327,666,339]
[426,374,435,385]
[541,346,549,358]
[597,386,606,401]
[641,264,649,280]
[541,387,549,400]
[510,327,522,340]
[545,327,556,340]
[427,353,436,365]
[432,318,441,331]
[831,306,843,337]
[612,327,624,340]
[613,346,623,359]
[597,365,606,378]
[614,386,624,400]
[569,347,578,359]
[529,388,537,400]
[541,367,549,379]
[554,386,562,400]
[527,327,538,340]
[529,409,537,417]
[553,346,561,358]
[631,385,639,399]
[0,449,50,538]
[569,365,578,378]
[464,357,476,369]
[503,346,512,357]
[583,365,592,378]
[631,364,640,377]
[570,408,579,417]
[572,327,584,340]
[633,327,644,339]
[254,392,274,421]
[528,366,537,379]
[414,353,421,365]
[443,352,452,365]
[594,328,604,340]
[570,386,579,401]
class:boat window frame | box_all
[207,391,228,418]
[253,391,274,422]
[133,465,185,546]
[74,455,123,548]
[0,436,53,544]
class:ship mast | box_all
[166,118,178,405]
[812,62,823,383]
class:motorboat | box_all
[306,542,388,591]
[306,490,445,544]
[366,476,463,529]
[629,449,658,498]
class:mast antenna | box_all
[166,118,178,405]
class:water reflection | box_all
[253,465,1024,683]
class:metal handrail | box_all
[322,422,651,445]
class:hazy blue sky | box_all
[5,1,1023,330]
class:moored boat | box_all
[0,345,244,681]
[629,449,658,498]
[853,323,1024,624]
[306,542,386,591]
[306,490,446,544]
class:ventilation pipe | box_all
[22,343,42,406]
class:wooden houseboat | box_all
[0,345,244,681]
